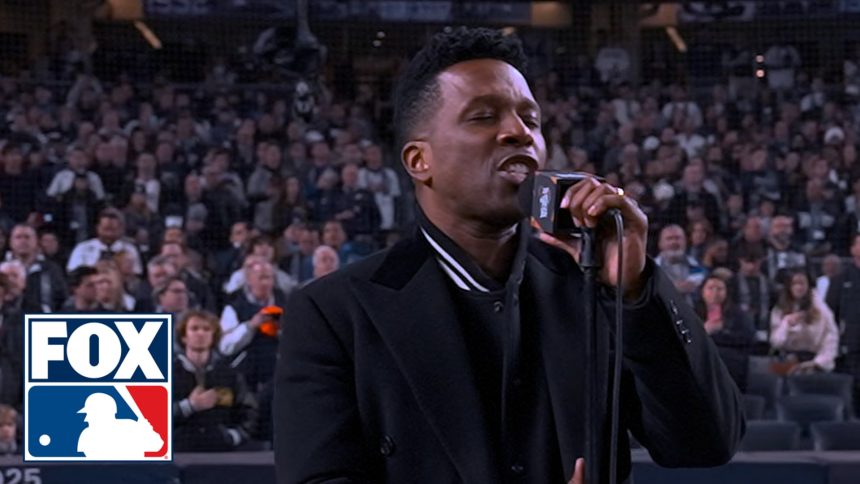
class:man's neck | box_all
[422,204,519,281]
[185,348,210,368]
[13,252,36,267]
[75,298,95,310]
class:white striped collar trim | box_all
[420,227,491,293]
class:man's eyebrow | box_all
[462,94,541,112]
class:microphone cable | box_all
[608,209,624,484]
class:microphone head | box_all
[519,171,604,235]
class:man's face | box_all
[160,280,188,312]
[247,263,275,300]
[744,218,763,242]
[76,275,98,304]
[230,223,249,245]
[148,263,175,288]
[770,216,794,244]
[97,217,122,243]
[10,226,37,257]
[0,420,15,443]
[341,164,359,188]
[298,229,319,256]
[410,59,546,229]
[323,222,346,247]
[181,315,214,352]
[659,226,686,254]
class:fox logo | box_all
[24,314,172,461]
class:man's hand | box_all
[248,311,269,329]
[189,386,218,412]
[537,177,648,300]
[567,458,586,484]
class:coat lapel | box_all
[349,237,498,483]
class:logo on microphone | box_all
[24,314,172,461]
[539,186,551,218]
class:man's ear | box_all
[401,141,432,185]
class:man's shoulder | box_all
[298,234,427,300]
[301,249,392,297]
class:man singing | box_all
[274,27,743,483]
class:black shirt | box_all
[418,209,565,482]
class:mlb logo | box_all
[24,314,172,461]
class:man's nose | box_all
[498,114,534,147]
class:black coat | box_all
[274,232,743,483]
[173,352,258,451]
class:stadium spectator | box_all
[357,143,400,231]
[46,146,105,202]
[0,405,19,454]
[281,225,318,283]
[730,245,773,344]
[60,266,102,313]
[695,275,755,389]
[816,254,842,298]
[173,310,257,452]
[0,274,22,410]
[153,275,191,324]
[209,221,250,297]
[771,270,839,374]
[765,214,807,288]
[654,224,706,302]
[334,162,380,242]
[223,236,296,296]
[66,207,142,274]
[311,244,339,280]
[159,240,215,312]
[93,260,134,311]
[6,224,67,312]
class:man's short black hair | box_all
[68,266,99,289]
[393,26,528,152]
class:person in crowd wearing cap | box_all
[173,310,258,451]
[274,26,741,484]
[66,207,142,275]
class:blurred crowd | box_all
[0,35,859,451]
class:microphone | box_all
[518,171,612,237]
